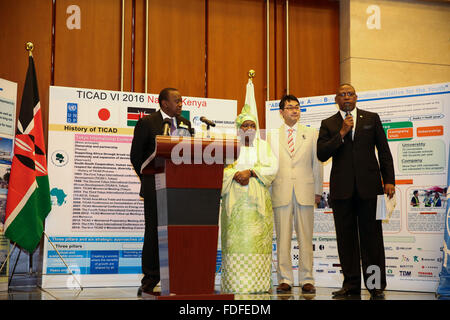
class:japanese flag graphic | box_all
[87,105,119,126]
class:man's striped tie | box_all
[287,128,294,156]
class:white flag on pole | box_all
[245,79,259,129]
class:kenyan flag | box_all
[4,56,51,253]
[127,107,155,126]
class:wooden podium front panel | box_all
[156,188,221,226]
[164,162,225,189]
[167,225,219,295]
[148,136,238,297]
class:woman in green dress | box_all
[220,105,278,293]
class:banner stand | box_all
[0,243,15,274]
[0,243,15,289]
[0,236,83,291]
[43,232,83,290]
[1,244,33,288]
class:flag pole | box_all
[8,247,22,287]
[44,232,83,290]
[25,41,35,277]
[22,43,82,290]
[0,242,16,275]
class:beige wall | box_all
[340,0,450,91]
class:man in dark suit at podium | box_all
[130,87,191,296]
[317,84,395,299]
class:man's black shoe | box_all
[369,289,385,300]
[332,288,361,299]
[137,281,158,296]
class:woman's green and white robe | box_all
[220,139,278,293]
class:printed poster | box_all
[0,78,17,291]
[266,82,449,292]
[42,86,237,288]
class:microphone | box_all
[200,116,216,127]
[343,101,352,115]
[162,118,172,136]
[345,110,353,140]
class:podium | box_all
[142,135,238,299]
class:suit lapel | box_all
[335,111,343,130]
[279,126,289,154]
[328,111,343,138]
[354,108,364,141]
[292,123,304,157]
[154,110,164,134]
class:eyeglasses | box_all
[337,92,355,97]
[284,106,300,111]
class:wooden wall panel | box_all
[122,0,147,93]
[0,0,52,139]
[123,0,133,92]
[289,0,340,98]
[208,0,267,128]
[133,0,147,93]
[272,0,287,100]
[0,0,340,133]
[54,0,122,91]
[147,0,205,97]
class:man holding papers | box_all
[317,84,395,299]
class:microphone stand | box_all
[162,120,171,136]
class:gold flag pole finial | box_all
[248,69,255,80]
[26,42,34,57]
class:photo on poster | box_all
[0,165,10,189]
[408,186,447,209]
[317,191,330,209]
[0,137,13,162]
[0,194,6,232]
[407,186,447,235]
[313,186,335,235]
[0,164,10,232]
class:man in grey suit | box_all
[268,94,323,294]
[317,84,395,299]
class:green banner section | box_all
[382,121,413,141]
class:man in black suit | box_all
[317,84,395,299]
[130,87,191,296]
